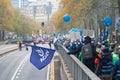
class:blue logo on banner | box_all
[30,46,55,70]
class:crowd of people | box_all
[16,35,120,80]
[63,36,120,80]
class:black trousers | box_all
[83,58,95,72]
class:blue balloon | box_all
[79,29,83,36]
[103,16,112,27]
[63,14,70,22]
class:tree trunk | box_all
[118,0,120,16]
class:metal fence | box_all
[58,45,101,80]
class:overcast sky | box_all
[28,0,37,2]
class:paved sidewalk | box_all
[49,51,60,80]
[0,41,6,45]
[0,44,18,54]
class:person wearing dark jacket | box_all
[67,42,82,58]
[67,36,99,72]
[81,36,99,72]
[96,47,112,79]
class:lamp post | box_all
[118,0,120,16]
[63,13,71,34]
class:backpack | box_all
[81,44,93,59]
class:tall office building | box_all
[11,0,61,22]
[11,0,19,8]
[37,0,61,12]
[23,1,49,22]
[21,0,29,8]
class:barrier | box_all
[58,45,101,80]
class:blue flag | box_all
[30,46,55,70]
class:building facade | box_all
[11,0,61,22]
[11,0,29,8]
[22,1,49,22]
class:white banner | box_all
[69,29,94,40]
[82,29,94,38]
[69,32,80,40]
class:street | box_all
[0,44,50,80]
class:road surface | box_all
[0,44,51,80]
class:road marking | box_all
[11,54,29,80]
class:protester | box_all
[54,39,63,50]
[111,46,120,80]
[17,40,22,51]
[68,41,78,51]
[64,39,71,50]
[94,44,102,72]
[81,36,99,72]
[96,47,112,80]
[67,40,82,58]
[111,45,119,66]
[67,36,98,72]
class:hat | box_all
[84,36,91,43]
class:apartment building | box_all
[11,0,29,8]
[11,0,61,22]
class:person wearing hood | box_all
[81,36,99,72]
[67,36,99,72]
